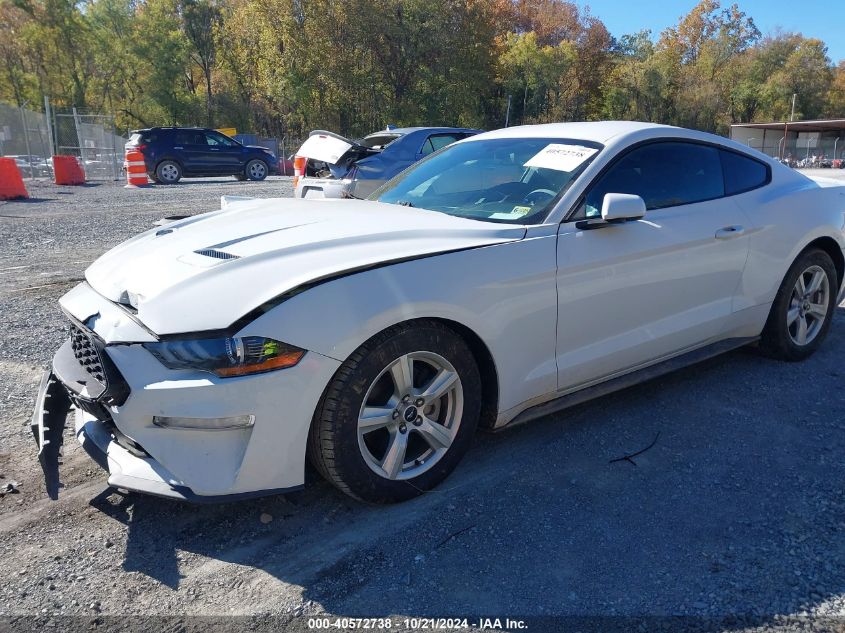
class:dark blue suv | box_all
[126,127,278,184]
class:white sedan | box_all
[33,121,845,503]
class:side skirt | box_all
[497,336,759,431]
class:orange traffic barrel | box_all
[53,155,86,185]
[0,157,28,200]
[125,149,150,188]
[293,155,306,187]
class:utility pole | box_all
[44,96,55,159]
[19,102,34,179]
[790,93,797,122]
[505,95,512,127]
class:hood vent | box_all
[194,248,240,261]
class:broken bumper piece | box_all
[30,370,72,500]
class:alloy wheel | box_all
[160,163,179,182]
[357,351,463,481]
[248,161,266,179]
[787,264,829,346]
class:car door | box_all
[555,140,752,391]
[176,130,213,174]
[203,131,244,174]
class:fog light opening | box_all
[152,415,255,431]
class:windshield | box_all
[371,137,602,224]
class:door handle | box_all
[715,225,745,239]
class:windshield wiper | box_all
[397,200,414,207]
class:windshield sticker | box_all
[490,206,532,220]
[524,144,598,172]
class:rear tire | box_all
[308,321,481,503]
[759,248,837,361]
[155,160,182,184]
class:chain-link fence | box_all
[0,102,55,179]
[55,110,125,181]
[1,99,314,181]
[0,101,126,180]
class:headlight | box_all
[143,336,305,377]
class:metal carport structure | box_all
[730,119,845,163]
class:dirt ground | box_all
[1,173,845,632]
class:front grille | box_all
[69,322,106,384]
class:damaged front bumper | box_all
[32,282,341,503]
[31,371,71,500]
[30,330,200,502]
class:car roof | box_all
[129,127,214,133]
[471,121,676,144]
[365,126,479,137]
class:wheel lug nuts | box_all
[402,395,410,403]
[415,398,424,406]
[399,424,407,434]
[414,416,422,426]
[392,411,399,419]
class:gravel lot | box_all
[1,172,845,631]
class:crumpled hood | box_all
[85,198,525,335]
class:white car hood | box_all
[85,198,526,335]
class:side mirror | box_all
[601,193,646,222]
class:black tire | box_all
[759,248,837,361]
[155,160,182,184]
[245,159,268,181]
[308,321,481,503]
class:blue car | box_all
[125,127,279,184]
[293,126,482,199]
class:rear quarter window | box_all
[720,149,769,195]
[130,132,157,143]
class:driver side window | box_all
[582,141,724,218]
[420,134,461,156]
[205,132,237,147]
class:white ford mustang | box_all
[33,121,845,503]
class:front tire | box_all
[155,160,182,184]
[245,159,268,181]
[759,248,837,361]
[308,321,481,503]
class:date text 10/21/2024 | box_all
[306,617,529,630]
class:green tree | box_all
[132,0,196,125]
[180,0,222,126]
[499,31,575,123]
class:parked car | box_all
[34,121,845,504]
[125,127,278,184]
[7,154,51,178]
[293,126,481,199]
[278,153,295,176]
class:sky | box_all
[579,0,845,63]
